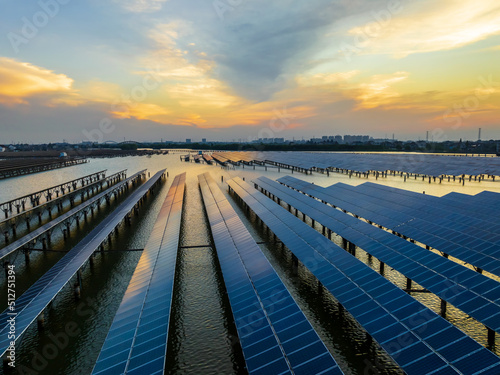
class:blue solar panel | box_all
[0,169,165,360]
[278,176,500,278]
[354,182,500,241]
[199,172,342,375]
[92,172,184,375]
[228,176,500,375]
[213,151,500,177]
[255,176,500,333]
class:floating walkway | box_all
[227,177,500,375]
[0,169,166,359]
[92,172,185,375]
[199,172,342,374]
[256,176,500,346]
[0,170,127,241]
[0,170,146,260]
[0,170,107,219]
[0,157,87,180]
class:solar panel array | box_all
[199,172,342,374]
[279,176,500,277]
[0,169,147,260]
[0,169,108,219]
[254,176,500,334]
[93,172,185,375]
[0,169,165,359]
[213,151,500,176]
[227,176,500,375]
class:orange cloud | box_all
[111,102,171,121]
[0,57,75,105]
[353,72,409,109]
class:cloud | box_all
[348,0,500,58]
[353,71,409,108]
[296,70,360,87]
[111,102,171,120]
[185,0,358,101]
[78,80,123,103]
[0,57,75,105]
[115,0,168,13]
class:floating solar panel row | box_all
[0,169,165,359]
[93,172,185,375]
[353,182,500,236]
[212,152,255,165]
[0,169,111,224]
[471,191,500,208]
[228,177,500,375]
[341,182,500,273]
[212,153,229,164]
[199,173,292,374]
[216,151,500,177]
[199,172,342,375]
[254,176,500,333]
[279,176,500,278]
[0,170,147,260]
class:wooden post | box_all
[440,299,447,317]
[488,328,495,348]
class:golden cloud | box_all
[349,0,500,57]
[0,57,75,105]
[354,72,409,109]
[296,70,360,87]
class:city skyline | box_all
[1,0,499,143]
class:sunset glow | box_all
[1,0,499,142]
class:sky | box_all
[0,0,499,143]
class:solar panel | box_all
[278,176,500,277]
[265,177,500,331]
[0,169,166,360]
[227,176,500,375]
[92,172,184,375]
[199,172,342,375]
[212,151,500,177]
[0,170,147,260]
[354,182,500,236]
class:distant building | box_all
[344,135,370,144]
[186,139,192,143]
[202,138,207,143]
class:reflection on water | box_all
[165,171,245,374]
[0,154,499,374]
